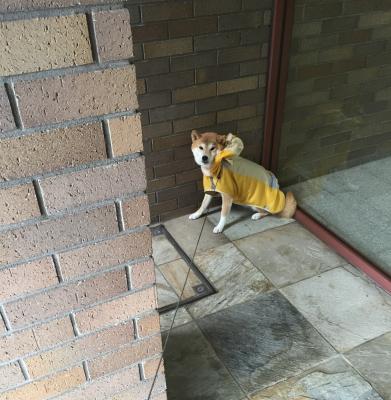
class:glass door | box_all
[277,1,391,276]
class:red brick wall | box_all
[132,0,273,221]
[0,2,164,399]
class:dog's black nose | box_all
[202,155,208,163]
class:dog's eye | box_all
[199,146,203,150]
[210,147,216,151]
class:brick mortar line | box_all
[69,312,81,337]
[0,313,159,375]
[0,59,132,85]
[0,305,12,331]
[0,151,142,190]
[0,284,156,359]
[86,12,100,63]
[0,224,150,271]
[4,82,23,129]
[0,3,124,22]
[32,179,48,217]
[52,254,65,283]
[82,360,92,381]
[125,265,133,291]
[0,109,138,141]
[115,200,126,232]
[102,119,114,158]
[1,256,150,307]
[0,189,146,234]
[17,359,30,381]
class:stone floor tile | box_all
[163,322,245,400]
[198,291,335,393]
[250,356,383,399]
[155,268,179,308]
[159,308,193,332]
[188,243,272,319]
[207,206,294,241]
[345,332,391,400]
[164,214,229,258]
[282,267,391,352]
[234,222,344,287]
[152,234,181,266]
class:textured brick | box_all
[58,230,152,280]
[136,312,160,338]
[293,21,322,37]
[137,78,146,95]
[242,0,273,10]
[154,158,195,178]
[89,335,161,378]
[144,37,193,58]
[147,70,194,92]
[217,76,258,95]
[0,362,25,391]
[142,1,193,22]
[219,12,263,31]
[15,66,138,128]
[157,182,196,202]
[194,32,240,51]
[196,93,237,113]
[133,23,168,43]
[173,82,216,103]
[139,91,171,110]
[0,0,121,12]
[170,51,216,72]
[147,176,176,192]
[219,45,262,64]
[304,2,343,20]
[0,204,118,266]
[196,64,240,83]
[130,259,155,289]
[52,365,140,400]
[339,29,371,44]
[359,10,391,28]
[6,269,128,329]
[240,27,271,45]
[0,123,106,181]
[75,287,156,333]
[0,257,57,302]
[122,195,150,229]
[0,86,14,133]
[112,376,166,400]
[176,168,202,184]
[108,114,143,156]
[135,58,170,78]
[26,322,134,379]
[217,105,257,122]
[40,158,146,213]
[194,0,241,16]
[173,112,215,132]
[297,63,333,80]
[0,183,40,225]
[0,366,85,400]
[168,16,217,38]
[0,317,74,362]
[142,121,172,139]
[0,15,92,76]
[150,199,177,216]
[150,103,194,124]
[153,132,189,151]
[322,16,358,33]
[93,9,133,62]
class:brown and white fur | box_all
[189,130,297,233]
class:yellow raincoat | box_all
[203,134,286,214]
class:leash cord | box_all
[147,206,209,399]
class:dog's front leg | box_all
[213,193,232,233]
[189,194,212,220]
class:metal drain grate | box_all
[151,224,216,314]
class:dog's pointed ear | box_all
[191,130,200,142]
[216,134,227,146]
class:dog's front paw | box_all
[189,212,201,220]
[213,224,224,234]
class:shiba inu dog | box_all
[189,130,297,233]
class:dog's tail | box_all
[279,191,297,219]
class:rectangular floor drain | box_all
[151,224,216,314]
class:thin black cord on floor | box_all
[147,208,209,400]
